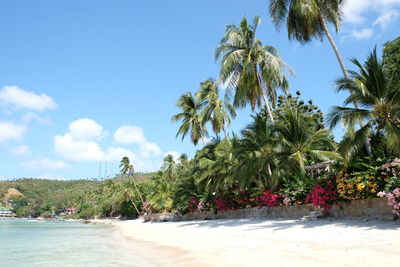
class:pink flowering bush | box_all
[306,181,338,213]
[259,190,282,207]
[215,196,235,211]
[377,188,400,217]
[188,196,200,212]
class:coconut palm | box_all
[215,16,293,123]
[327,49,400,160]
[161,154,176,182]
[119,157,146,212]
[273,108,340,173]
[233,113,277,188]
[172,92,208,145]
[268,0,373,154]
[196,79,236,138]
[195,138,236,192]
[268,0,347,77]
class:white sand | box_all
[113,218,400,266]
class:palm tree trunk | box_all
[320,15,373,157]
[130,176,147,213]
[256,69,275,124]
[129,197,141,215]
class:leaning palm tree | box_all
[215,16,293,123]
[268,0,372,154]
[119,157,146,213]
[327,49,400,160]
[171,92,208,145]
[269,0,346,77]
[196,79,236,138]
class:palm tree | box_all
[268,0,346,77]
[196,79,236,138]
[327,49,400,160]
[273,108,340,172]
[161,154,176,182]
[119,157,146,213]
[233,114,277,188]
[171,92,208,145]
[215,16,293,123]
[268,0,372,154]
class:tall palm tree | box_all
[119,157,146,212]
[268,0,346,77]
[215,16,293,123]
[268,0,372,154]
[327,49,400,160]
[171,92,208,145]
[196,79,236,138]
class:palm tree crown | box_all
[327,49,400,159]
[171,92,207,146]
[215,15,293,123]
[196,79,236,137]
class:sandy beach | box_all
[113,218,400,267]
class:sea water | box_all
[0,219,154,267]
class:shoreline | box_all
[111,217,400,267]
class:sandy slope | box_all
[113,218,400,267]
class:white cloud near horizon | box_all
[10,145,30,156]
[0,86,58,112]
[113,125,162,158]
[0,121,27,143]
[54,120,165,172]
[19,157,69,170]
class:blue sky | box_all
[0,0,399,180]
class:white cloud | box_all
[10,145,30,156]
[140,142,162,158]
[0,86,57,112]
[20,158,69,170]
[373,10,399,29]
[114,125,162,158]
[22,112,50,124]
[114,125,146,144]
[38,174,65,180]
[54,133,104,161]
[0,121,27,143]
[341,0,400,24]
[69,118,105,141]
[350,28,374,40]
[54,120,167,172]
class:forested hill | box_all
[0,172,154,217]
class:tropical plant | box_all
[273,108,340,173]
[161,154,176,182]
[327,49,400,160]
[119,157,146,212]
[215,15,293,123]
[172,92,207,145]
[196,79,236,137]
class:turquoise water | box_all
[0,219,153,267]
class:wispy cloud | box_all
[0,86,57,112]
[19,158,69,170]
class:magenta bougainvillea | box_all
[306,182,338,213]
[259,190,282,207]
[188,196,200,212]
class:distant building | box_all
[60,208,77,216]
[0,206,13,217]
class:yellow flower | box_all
[357,183,365,191]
